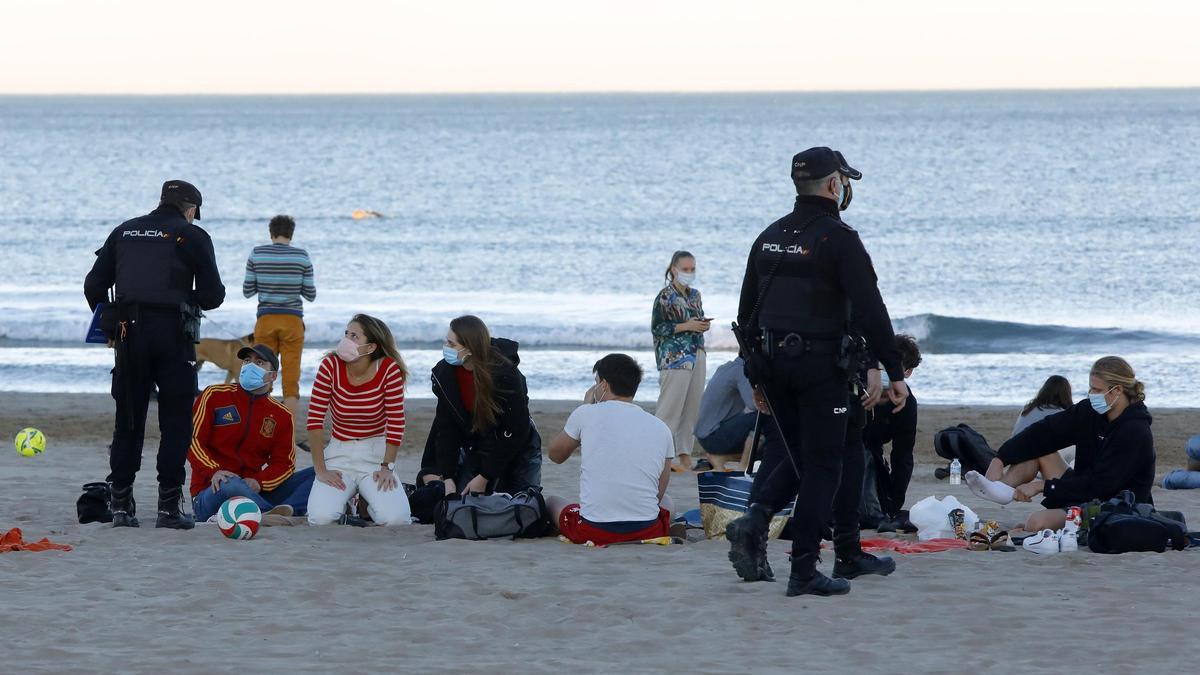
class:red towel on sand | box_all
[0,528,72,553]
[859,537,968,554]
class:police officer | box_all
[84,180,225,529]
[726,148,908,597]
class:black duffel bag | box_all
[77,482,114,524]
[434,487,551,541]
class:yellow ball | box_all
[14,427,46,457]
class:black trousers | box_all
[751,397,866,545]
[749,352,850,574]
[108,312,197,490]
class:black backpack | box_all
[933,424,997,475]
[1087,491,1189,554]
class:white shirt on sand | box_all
[563,400,674,524]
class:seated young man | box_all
[692,356,757,471]
[545,354,675,546]
[860,334,921,530]
[1161,435,1200,489]
[189,344,315,523]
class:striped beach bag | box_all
[697,471,793,540]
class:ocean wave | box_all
[1,298,1195,355]
[893,313,1198,354]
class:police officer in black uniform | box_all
[726,148,909,597]
[84,180,225,528]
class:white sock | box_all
[965,470,1014,505]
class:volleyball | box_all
[217,497,261,540]
[14,428,46,457]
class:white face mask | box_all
[675,271,695,287]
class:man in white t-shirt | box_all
[546,354,676,546]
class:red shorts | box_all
[558,504,671,546]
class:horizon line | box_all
[1,84,1198,97]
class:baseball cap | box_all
[790,147,862,182]
[237,344,279,371]
[160,179,203,219]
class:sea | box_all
[1,90,1198,406]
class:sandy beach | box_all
[2,392,1198,673]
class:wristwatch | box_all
[380,462,395,471]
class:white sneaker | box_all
[1059,522,1079,552]
[1022,529,1061,555]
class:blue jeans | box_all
[696,411,756,456]
[1162,435,1200,490]
[192,467,316,521]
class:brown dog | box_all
[195,333,255,383]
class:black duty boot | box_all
[833,551,897,579]
[833,531,896,579]
[726,503,775,582]
[786,553,850,597]
[110,485,139,528]
[155,485,195,530]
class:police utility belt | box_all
[759,328,866,373]
[103,301,203,344]
[765,331,841,357]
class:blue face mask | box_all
[442,346,463,366]
[1088,388,1113,414]
[832,179,844,207]
[239,362,269,392]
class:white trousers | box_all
[656,349,707,457]
[307,437,412,526]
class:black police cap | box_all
[160,179,203,219]
[237,344,280,372]
[790,147,862,182]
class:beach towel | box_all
[0,528,72,553]
[858,538,967,554]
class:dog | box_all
[195,333,255,383]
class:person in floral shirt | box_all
[652,250,710,471]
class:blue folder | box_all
[85,303,109,344]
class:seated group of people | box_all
[186,312,677,544]
[187,306,1169,546]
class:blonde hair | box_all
[1090,356,1145,403]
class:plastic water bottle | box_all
[949,459,961,485]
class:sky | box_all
[1,1,1197,94]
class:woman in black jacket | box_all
[965,356,1155,533]
[418,315,540,497]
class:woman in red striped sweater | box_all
[306,314,412,525]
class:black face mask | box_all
[839,180,853,211]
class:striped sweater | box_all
[243,242,316,317]
[306,355,406,446]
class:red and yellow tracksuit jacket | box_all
[188,384,295,498]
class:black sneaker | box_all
[786,570,850,597]
[833,552,896,579]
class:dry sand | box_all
[2,392,1198,673]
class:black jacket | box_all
[737,196,903,381]
[426,338,531,481]
[997,400,1155,508]
[84,204,225,311]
